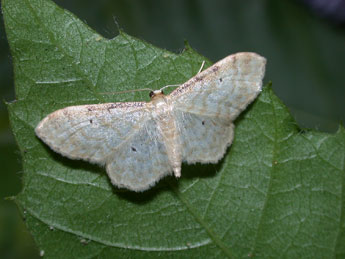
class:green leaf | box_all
[4,0,345,258]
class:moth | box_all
[36,52,266,191]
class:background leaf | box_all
[3,0,345,258]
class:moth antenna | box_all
[197,60,206,74]
[159,60,205,92]
[159,84,181,92]
[100,88,154,95]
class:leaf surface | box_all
[3,0,345,258]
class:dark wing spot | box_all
[219,78,223,82]
[90,119,93,124]
[131,147,137,152]
[202,121,205,125]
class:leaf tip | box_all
[4,195,16,201]
[112,16,124,34]
[266,80,273,89]
[183,39,192,51]
[337,123,345,134]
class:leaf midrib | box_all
[250,90,282,256]
[21,205,213,252]
[169,183,234,258]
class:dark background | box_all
[1,0,344,258]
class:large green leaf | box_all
[4,0,345,258]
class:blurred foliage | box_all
[0,0,344,258]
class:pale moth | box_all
[36,52,266,192]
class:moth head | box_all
[149,90,164,99]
